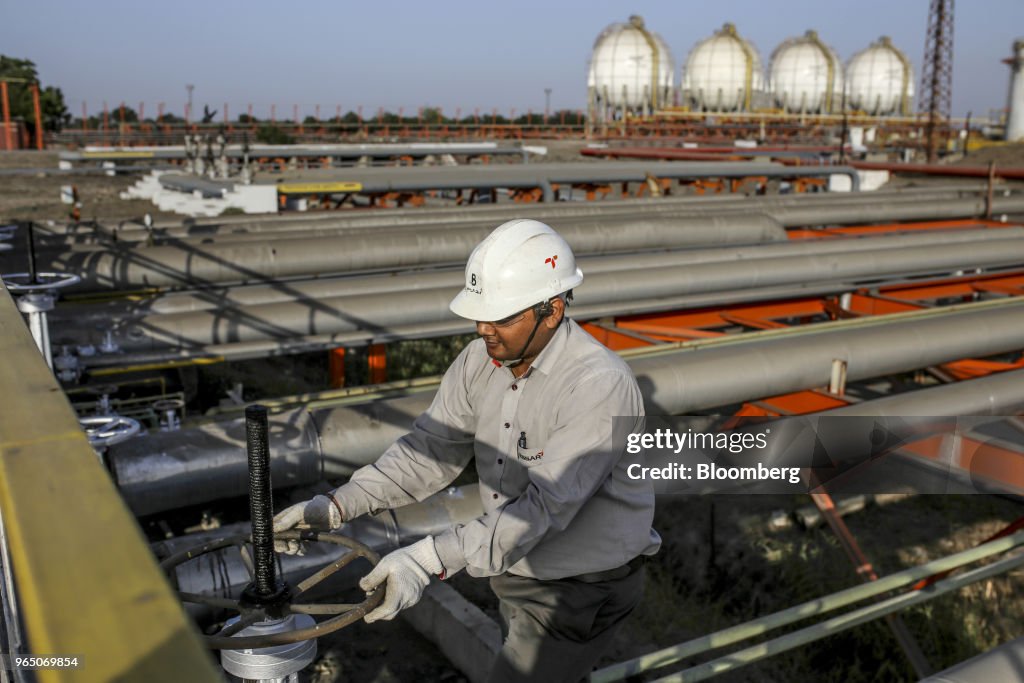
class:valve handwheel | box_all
[2,272,81,293]
[160,531,384,649]
[80,414,141,448]
[161,404,385,651]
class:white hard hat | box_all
[449,219,584,322]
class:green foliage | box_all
[0,55,70,131]
[112,105,139,123]
[255,124,294,145]
[237,113,258,124]
[420,107,446,124]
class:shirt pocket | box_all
[515,442,547,468]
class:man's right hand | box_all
[273,493,344,555]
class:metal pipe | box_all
[60,142,515,163]
[50,227,1024,322]
[108,197,1019,248]
[28,193,1019,258]
[38,214,787,291]
[107,300,1024,514]
[134,184,990,230]
[80,238,1024,351]
[197,159,858,194]
[578,144,1024,182]
[77,280,856,368]
[111,408,322,516]
[34,188,1002,247]
[160,484,483,615]
[850,160,1024,180]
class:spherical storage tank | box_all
[683,23,765,112]
[769,30,845,114]
[588,15,675,116]
[846,36,914,115]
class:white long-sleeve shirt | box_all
[333,319,661,580]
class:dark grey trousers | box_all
[486,561,645,683]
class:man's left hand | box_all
[360,537,444,623]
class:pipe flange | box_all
[15,292,56,314]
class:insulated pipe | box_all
[49,227,1023,321]
[39,215,786,292]
[112,408,322,516]
[108,299,1024,515]
[160,484,484,617]
[152,160,849,201]
[140,184,989,231]
[28,194,1024,259]
[77,280,858,368]
[27,187,998,249]
[84,237,1024,351]
[59,142,511,162]
[579,146,1024,182]
[30,195,1024,292]
[97,197,1017,249]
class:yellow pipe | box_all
[89,356,225,376]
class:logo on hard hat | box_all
[466,272,482,294]
[545,255,558,269]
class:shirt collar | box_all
[526,318,573,377]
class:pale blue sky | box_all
[2,0,1022,120]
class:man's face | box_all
[476,307,539,362]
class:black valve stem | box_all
[241,404,289,609]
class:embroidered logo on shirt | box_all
[518,450,544,462]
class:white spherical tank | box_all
[588,15,675,114]
[847,36,914,115]
[683,23,765,112]
[769,30,846,114]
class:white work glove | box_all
[272,493,344,555]
[360,537,443,623]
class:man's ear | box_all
[544,297,566,329]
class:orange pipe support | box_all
[368,344,387,385]
[1,81,12,151]
[31,83,43,150]
[328,347,346,389]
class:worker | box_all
[274,219,660,682]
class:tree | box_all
[256,124,294,144]
[420,107,446,124]
[0,55,70,131]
